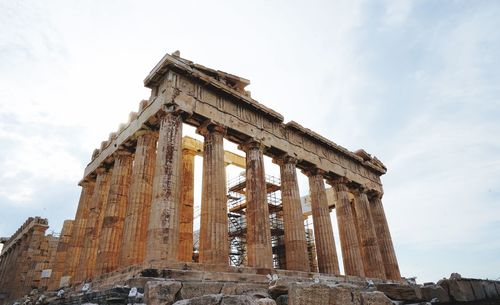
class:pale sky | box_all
[1,0,499,283]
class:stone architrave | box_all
[304,169,340,275]
[76,167,112,282]
[352,186,386,279]
[328,178,365,277]
[145,112,183,262]
[369,193,401,280]
[95,150,133,276]
[275,155,309,272]
[63,179,95,281]
[178,148,196,262]
[198,123,229,265]
[240,140,273,269]
[120,129,158,267]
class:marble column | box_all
[352,186,386,279]
[178,149,196,262]
[275,155,309,272]
[120,130,158,267]
[305,169,340,275]
[145,112,183,262]
[63,179,95,281]
[369,193,401,280]
[76,167,112,282]
[198,124,229,265]
[95,150,133,276]
[49,219,74,290]
[328,178,365,277]
[240,140,273,269]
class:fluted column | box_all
[49,220,74,290]
[177,149,196,262]
[369,193,401,280]
[95,151,133,276]
[275,155,309,272]
[240,140,273,269]
[328,178,365,277]
[76,167,112,282]
[352,186,386,279]
[63,179,95,282]
[304,169,340,275]
[120,130,158,267]
[198,123,229,265]
[145,112,183,262]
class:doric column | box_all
[240,140,273,269]
[369,192,401,280]
[120,130,158,267]
[178,149,196,262]
[198,123,229,265]
[49,219,74,290]
[62,179,95,282]
[76,167,112,282]
[328,178,365,277]
[304,169,340,275]
[95,150,133,276]
[274,155,309,272]
[352,186,386,279]
[145,112,183,262]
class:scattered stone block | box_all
[179,281,224,299]
[418,285,450,303]
[375,283,420,301]
[448,280,475,302]
[145,280,182,305]
[360,291,393,305]
[470,280,486,300]
[173,294,223,305]
[256,298,277,305]
[276,294,288,305]
[328,284,361,305]
[482,281,499,299]
[221,294,258,305]
[288,283,330,305]
[222,282,269,297]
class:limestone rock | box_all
[268,278,289,296]
[328,285,361,305]
[173,294,223,305]
[179,282,224,299]
[145,280,182,305]
[418,285,449,303]
[449,273,462,280]
[221,295,258,305]
[375,284,420,301]
[360,291,392,305]
[288,283,330,305]
[470,280,486,300]
[481,281,499,299]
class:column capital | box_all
[134,128,158,139]
[301,167,326,177]
[113,148,134,159]
[368,190,384,200]
[95,166,109,175]
[238,139,265,153]
[273,154,298,166]
[196,120,227,137]
[351,184,369,196]
[182,148,197,156]
[78,177,96,188]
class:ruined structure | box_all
[0,52,406,304]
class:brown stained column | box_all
[198,124,229,265]
[49,220,74,290]
[76,167,112,282]
[120,130,158,267]
[369,193,401,280]
[274,155,309,272]
[178,149,195,262]
[328,178,365,277]
[63,179,95,282]
[304,169,340,275]
[240,140,273,269]
[145,112,183,262]
[352,186,386,279]
[95,151,133,276]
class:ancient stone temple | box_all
[0,51,409,305]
